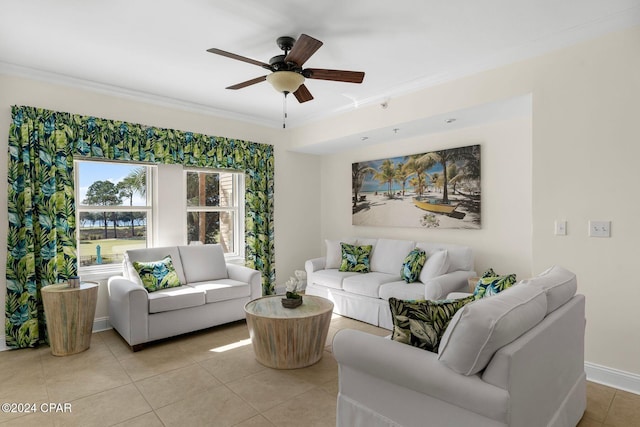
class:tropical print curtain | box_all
[6,105,275,348]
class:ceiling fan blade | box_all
[293,84,314,103]
[226,75,267,90]
[207,48,271,69]
[305,68,365,83]
[284,34,323,66]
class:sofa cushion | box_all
[125,246,186,285]
[370,238,416,275]
[419,250,450,282]
[325,238,357,269]
[416,242,473,273]
[437,284,547,375]
[522,265,577,314]
[178,244,228,282]
[133,256,182,293]
[147,285,205,314]
[188,279,250,303]
[389,296,475,353]
[356,238,378,248]
[343,272,399,298]
[339,243,373,273]
[473,268,517,300]
[312,269,359,289]
[379,281,427,301]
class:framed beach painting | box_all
[352,144,481,229]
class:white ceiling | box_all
[1,1,639,129]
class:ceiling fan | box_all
[207,34,365,104]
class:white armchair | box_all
[333,266,586,427]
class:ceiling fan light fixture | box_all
[266,71,304,94]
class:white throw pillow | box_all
[419,250,449,282]
[437,284,547,375]
[325,238,356,269]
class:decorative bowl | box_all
[281,296,303,308]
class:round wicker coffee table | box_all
[244,295,333,369]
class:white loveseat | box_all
[107,244,261,350]
[333,266,586,427]
[305,238,476,329]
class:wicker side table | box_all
[42,282,99,356]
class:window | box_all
[74,161,245,275]
[185,169,244,257]
[75,160,154,269]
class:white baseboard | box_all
[92,317,112,332]
[585,361,640,395]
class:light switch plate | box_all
[589,220,611,237]
[554,220,567,235]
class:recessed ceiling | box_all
[0,1,638,128]
[294,94,532,155]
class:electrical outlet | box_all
[589,220,611,237]
[554,220,567,236]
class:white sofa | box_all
[107,244,261,350]
[333,265,586,427]
[305,238,476,329]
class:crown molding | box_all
[0,61,282,129]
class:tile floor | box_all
[0,314,638,426]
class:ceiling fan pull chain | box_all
[282,93,288,129]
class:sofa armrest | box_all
[423,270,477,299]
[333,329,508,422]
[107,276,149,346]
[227,264,262,299]
[305,257,325,273]
[305,257,326,288]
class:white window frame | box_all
[183,167,245,261]
[74,159,154,278]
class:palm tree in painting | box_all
[431,172,440,193]
[444,145,481,197]
[395,162,412,197]
[418,150,458,203]
[352,163,376,208]
[404,155,435,197]
[409,174,425,196]
[373,159,396,198]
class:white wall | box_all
[318,117,533,279]
[291,25,640,378]
[0,74,322,337]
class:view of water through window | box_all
[76,161,151,267]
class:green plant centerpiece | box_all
[282,276,303,308]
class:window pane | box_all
[187,211,234,252]
[78,162,148,207]
[78,211,147,266]
[186,171,233,207]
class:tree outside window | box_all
[76,161,152,267]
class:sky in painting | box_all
[359,155,445,193]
